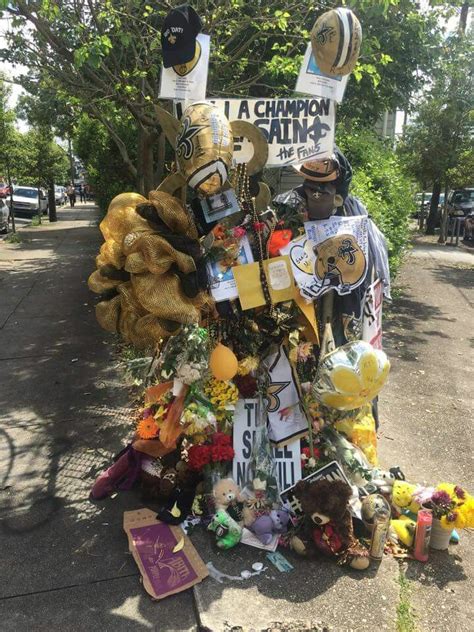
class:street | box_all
[0,204,473,631]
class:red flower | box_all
[188,444,211,471]
[211,444,235,462]
[253,221,265,232]
[233,374,258,398]
[301,447,311,459]
[212,432,232,447]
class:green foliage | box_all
[337,128,414,277]
[0,0,446,195]
[73,114,136,212]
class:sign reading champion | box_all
[175,98,335,167]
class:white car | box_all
[55,185,66,205]
[9,186,48,216]
[0,197,8,233]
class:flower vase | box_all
[430,518,451,550]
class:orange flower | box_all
[137,416,159,439]
[212,224,226,239]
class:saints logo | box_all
[175,116,205,160]
[316,23,336,45]
[314,233,367,295]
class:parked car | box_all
[55,185,66,205]
[0,197,8,233]
[447,188,474,217]
[464,212,474,242]
[8,186,49,216]
[414,192,444,221]
[0,182,12,198]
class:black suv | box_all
[447,188,474,217]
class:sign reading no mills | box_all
[232,399,302,491]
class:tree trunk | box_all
[68,137,75,184]
[459,2,469,34]
[136,127,155,196]
[438,182,450,244]
[48,180,57,222]
[154,131,166,187]
[426,180,441,235]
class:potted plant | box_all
[423,484,474,550]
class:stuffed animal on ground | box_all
[250,509,291,545]
[290,478,370,570]
[390,516,416,548]
[213,478,244,523]
[391,480,420,514]
[208,510,242,549]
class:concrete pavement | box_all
[1,208,473,631]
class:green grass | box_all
[30,215,42,226]
[396,567,416,632]
[4,232,22,244]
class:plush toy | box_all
[208,510,242,549]
[391,480,420,514]
[290,478,370,570]
[250,509,290,545]
[390,516,416,548]
[213,478,244,523]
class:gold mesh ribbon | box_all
[88,269,122,294]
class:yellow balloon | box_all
[209,343,238,381]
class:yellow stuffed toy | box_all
[391,481,421,514]
[390,515,416,548]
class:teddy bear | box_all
[213,478,245,523]
[208,510,242,549]
[250,509,291,545]
[290,478,370,571]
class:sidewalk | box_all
[0,204,197,631]
[0,209,472,631]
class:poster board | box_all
[159,34,210,101]
[232,399,302,491]
[295,43,349,103]
[175,97,335,167]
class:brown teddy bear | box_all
[212,478,245,523]
[290,478,370,571]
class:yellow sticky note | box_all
[233,256,297,310]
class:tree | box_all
[0,76,17,231]
[398,30,473,235]
[0,0,444,198]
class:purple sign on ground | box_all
[130,523,198,596]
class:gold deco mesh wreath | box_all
[130,272,205,324]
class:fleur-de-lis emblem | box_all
[168,34,176,44]
[316,24,336,45]
[176,116,206,160]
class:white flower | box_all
[308,457,316,468]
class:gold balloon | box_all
[176,102,233,196]
[209,343,239,381]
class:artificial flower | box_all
[253,221,265,232]
[233,226,246,238]
[187,444,211,471]
[212,432,232,447]
[233,374,258,398]
[440,511,466,531]
[136,416,160,439]
[237,356,259,376]
[212,224,226,239]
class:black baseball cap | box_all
[161,5,202,68]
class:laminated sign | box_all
[176,97,335,167]
[304,215,369,299]
[159,34,210,102]
[232,399,302,490]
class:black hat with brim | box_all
[161,5,202,69]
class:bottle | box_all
[369,509,390,560]
[413,509,432,562]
